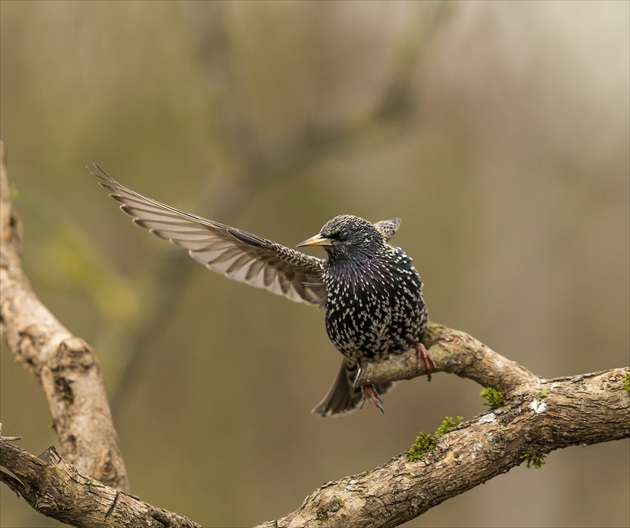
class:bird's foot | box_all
[360,384,385,413]
[413,342,437,381]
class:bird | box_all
[90,165,434,416]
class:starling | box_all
[91,166,432,416]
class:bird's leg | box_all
[360,385,385,414]
[353,359,385,413]
[413,341,437,381]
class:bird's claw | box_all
[413,342,437,381]
[360,385,385,413]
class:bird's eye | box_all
[339,231,350,241]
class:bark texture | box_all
[0,436,199,528]
[0,140,128,491]
[1,140,628,527]
[255,367,629,528]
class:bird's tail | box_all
[312,359,393,417]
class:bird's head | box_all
[297,215,385,262]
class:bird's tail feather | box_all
[312,359,393,417]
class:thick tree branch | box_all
[1,140,628,528]
[256,367,629,528]
[0,140,129,491]
[0,432,200,528]
[2,365,627,528]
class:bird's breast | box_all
[323,252,426,359]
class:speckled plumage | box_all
[304,215,428,415]
[91,166,428,416]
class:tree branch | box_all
[358,322,539,394]
[0,140,128,491]
[2,363,627,527]
[0,433,200,528]
[255,367,629,528]
[1,140,628,527]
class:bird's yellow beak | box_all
[297,233,332,247]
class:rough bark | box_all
[1,139,628,527]
[0,140,128,491]
[255,367,629,528]
[0,434,200,528]
[2,364,627,528]
[356,322,539,394]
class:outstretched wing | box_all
[91,165,326,306]
[373,218,401,241]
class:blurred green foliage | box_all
[47,225,140,325]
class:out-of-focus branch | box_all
[110,6,450,410]
[0,434,200,528]
[0,140,129,491]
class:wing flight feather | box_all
[91,165,326,306]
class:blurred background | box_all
[1,2,628,527]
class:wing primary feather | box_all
[227,228,266,248]
[90,164,327,306]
